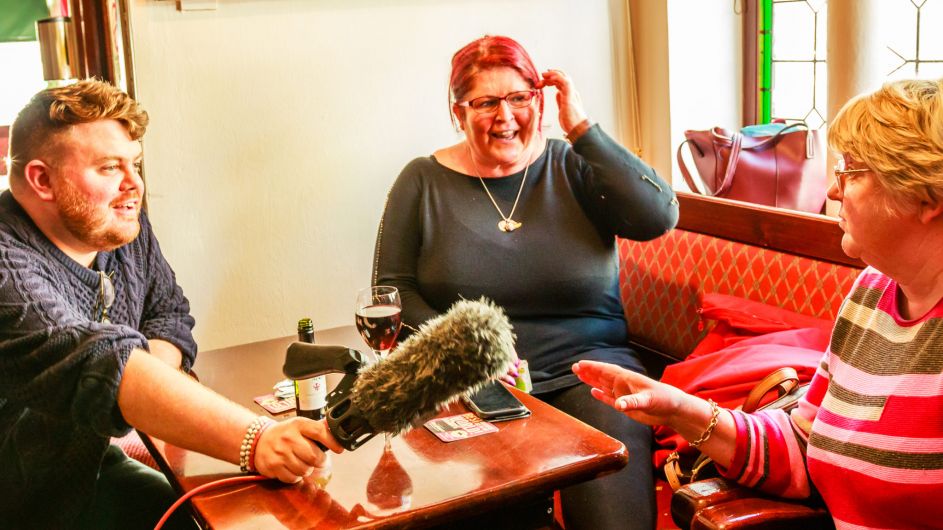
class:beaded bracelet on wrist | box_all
[247,420,273,473]
[240,416,274,473]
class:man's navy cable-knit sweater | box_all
[0,190,196,528]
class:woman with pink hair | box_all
[374,35,679,529]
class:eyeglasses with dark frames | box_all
[456,90,537,115]
[97,271,115,323]
[833,159,870,194]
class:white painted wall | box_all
[666,0,742,192]
[130,0,623,350]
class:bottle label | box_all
[297,376,327,410]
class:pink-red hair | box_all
[448,35,544,129]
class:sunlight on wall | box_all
[0,41,45,124]
[0,41,45,189]
[131,0,620,350]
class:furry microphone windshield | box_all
[335,297,515,444]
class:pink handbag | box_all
[677,122,828,213]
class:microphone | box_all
[284,297,515,450]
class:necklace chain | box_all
[467,145,529,232]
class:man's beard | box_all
[54,179,141,251]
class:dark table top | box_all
[144,326,627,529]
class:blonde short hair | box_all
[8,79,148,185]
[828,78,943,211]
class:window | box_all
[0,0,51,182]
[882,0,943,79]
[753,0,943,127]
[767,0,827,128]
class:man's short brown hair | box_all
[8,79,148,186]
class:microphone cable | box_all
[154,475,270,530]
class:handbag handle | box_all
[713,122,814,157]
[676,139,708,195]
[677,122,815,198]
[742,367,799,413]
[676,133,743,197]
[675,131,743,197]
[664,366,801,491]
[714,132,743,196]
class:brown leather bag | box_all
[672,479,833,530]
[677,122,828,213]
[668,368,832,530]
[664,367,806,491]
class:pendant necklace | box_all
[467,145,529,232]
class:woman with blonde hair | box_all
[574,78,943,529]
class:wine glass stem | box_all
[374,349,393,449]
[374,349,389,364]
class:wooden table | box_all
[144,326,628,529]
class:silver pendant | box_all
[498,219,522,232]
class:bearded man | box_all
[0,80,340,529]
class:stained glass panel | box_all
[771,62,814,119]
[773,2,816,59]
[918,1,943,68]
[770,1,827,128]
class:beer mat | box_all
[273,378,296,399]
[423,413,498,442]
[253,393,296,415]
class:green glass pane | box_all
[0,0,49,43]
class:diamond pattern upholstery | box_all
[112,430,159,470]
[618,229,862,361]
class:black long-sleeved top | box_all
[374,126,678,393]
[0,191,197,527]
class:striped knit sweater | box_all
[721,267,943,529]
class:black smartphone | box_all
[463,381,531,422]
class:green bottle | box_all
[294,318,326,420]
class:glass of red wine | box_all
[355,286,403,360]
[355,286,403,449]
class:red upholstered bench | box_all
[618,229,858,362]
[614,195,862,530]
[113,430,159,470]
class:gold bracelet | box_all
[689,399,720,448]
